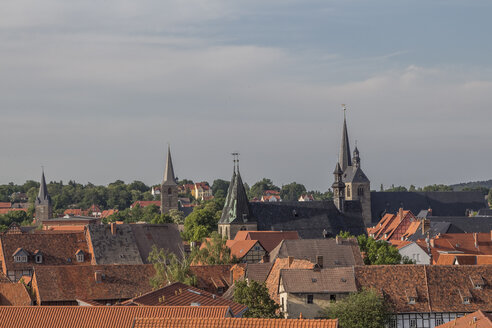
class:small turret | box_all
[353,147,360,168]
[332,163,345,212]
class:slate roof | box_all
[122,282,247,317]
[250,201,366,239]
[355,265,492,313]
[279,267,356,294]
[130,224,184,262]
[132,318,339,328]
[162,145,177,186]
[478,208,492,217]
[427,217,492,234]
[0,282,32,305]
[0,306,232,328]
[0,232,91,271]
[33,264,155,304]
[268,238,364,267]
[342,166,370,184]
[35,170,51,206]
[244,262,274,283]
[233,231,299,253]
[407,221,463,241]
[219,169,252,225]
[371,191,487,222]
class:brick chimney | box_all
[399,208,404,222]
[316,255,323,268]
[474,233,478,249]
[94,271,103,283]
[430,238,435,248]
[110,222,117,235]
[288,256,294,268]
[421,219,430,235]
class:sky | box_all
[1,0,491,191]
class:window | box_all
[388,319,397,328]
[410,319,417,328]
[167,188,172,195]
[408,297,416,304]
[357,186,364,196]
[330,294,336,302]
[306,295,314,304]
[14,256,27,263]
[254,246,261,251]
[346,186,351,198]
[463,296,471,304]
[76,253,84,262]
[35,255,43,264]
[435,315,444,326]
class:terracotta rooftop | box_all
[436,310,492,328]
[279,267,357,294]
[0,231,91,272]
[0,283,32,305]
[132,317,338,328]
[32,264,155,304]
[233,231,300,253]
[131,201,161,208]
[435,254,492,265]
[190,265,232,294]
[226,240,261,259]
[0,208,27,215]
[0,203,11,209]
[355,265,492,313]
[122,282,247,317]
[0,306,231,328]
[420,233,492,263]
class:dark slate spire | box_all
[219,156,252,224]
[163,145,177,186]
[339,110,352,172]
[35,169,51,206]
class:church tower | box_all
[35,169,52,221]
[160,145,179,214]
[332,163,345,212]
[336,107,372,225]
[218,154,256,239]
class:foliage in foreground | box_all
[233,280,282,318]
[148,245,196,288]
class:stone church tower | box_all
[35,169,52,221]
[160,145,179,214]
[218,156,256,239]
[336,110,372,225]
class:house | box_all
[190,264,232,295]
[130,200,161,209]
[100,209,117,218]
[122,282,248,317]
[435,254,492,265]
[131,317,339,328]
[261,195,281,202]
[226,240,267,263]
[367,208,418,241]
[268,238,364,267]
[223,262,274,300]
[371,191,487,223]
[0,306,233,328]
[151,186,161,196]
[0,208,27,215]
[389,240,431,264]
[436,310,492,328]
[42,216,99,231]
[355,265,492,328]
[232,231,300,253]
[0,282,32,305]
[298,194,314,202]
[0,231,91,282]
[278,267,357,319]
[193,182,213,200]
[32,264,155,305]
[86,223,184,264]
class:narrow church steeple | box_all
[161,145,178,214]
[35,168,52,221]
[332,163,345,212]
[339,105,352,172]
[218,153,256,239]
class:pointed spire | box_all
[35,168,51,207]
[339,106,352,172]
[163,144,177,186]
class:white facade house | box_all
[398,242,431,264]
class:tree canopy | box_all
[181,200,222,242]
[249,178,279,199]
[212,179,230,199]
[357,235,414,265]
[280,182,306,201]
[321,289,389,328]
[193,232,238,265]
[148,246,196,288]
[233,280,282,318]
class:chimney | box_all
[428,208,432,215]
[398,208,404,222]
[430,238,435,248]
[316,255,323,268]
[336,235,342,245]
[262,254,270,263]
[288,256,294,268]
[421,219,430,235]
[94,271,103,283]
[490,230,492,242]
[474,233,478,249]
[110,222,117,235]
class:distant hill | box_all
[450,179,492,192]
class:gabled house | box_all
[232,231,299,253]
[389,240,431,264]
[436,310,492,328]
[367,208,418,241]
[190,264,233,295]
[226,240,266,263]
[278,267,356,319]
[0,281,32,305]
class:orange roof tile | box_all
[101,209,117,218]
[233,231,299,253]
[226,240,260,259]
[388,240,413,250]
[122,282,247,317]
[190,265,232,294]
[436,310,492,328]
[132,317,338,328]
[0,306,232,328]
[0,203,11,209]
[0,283,32,305]
[0,208,27,215]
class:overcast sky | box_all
[1,0,491,191]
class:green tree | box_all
[249,178,279,199]
[337,231,354,238]
[148,246,196,288]
[233,280,281,318]
[194,232,238,265]
[422,184,453,192]
[385,185,408,192]
[489,188,492,208]
[182,201,221,242]
[357,235,411,265]
[320,289,389,328]
[212,179,230,198]
[280,182,306,202]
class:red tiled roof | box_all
[101,209,117,218]
[0,203,11,209]
[435,254,492,265]
[131,201,161,208]
[33,264,155,304]
[0,306,232,328]
[132,317,339,328]
[123,282,247,317]
[436,310,492,328]
[0,283,32,305]
[233,231,299,253]
[226,240,260,259]
[190,265,232,294]
[63,209,87,216]
[0,232,91,271]
[0,208,27,215]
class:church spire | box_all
[339,105,352,172]
[162,144,177,186]
[37,168,50,203]
[332,162,345,212]
[35,168,52,221]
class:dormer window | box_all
[76,250,84,263]
[35,254,43,263]
[459,289,472,304]
[14,255,28,263]
[13,248,29,263]
[470,275,485,290]
[405,288,417,305]
[408,297,416,304]
[463,296,471,304]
